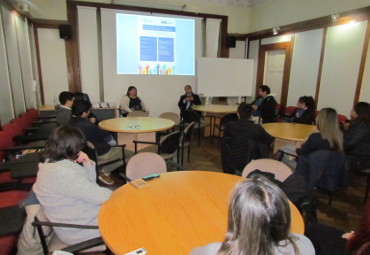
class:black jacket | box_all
[221,119,274,174]
[256,95,277,123]
[178,93,201,112]
[296,132,330,156]
[68,117,112,156]
[288,108,315,124]
[344,121,370,171]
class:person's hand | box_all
[185,96,194,102]
[342,231,354,239]
[252,105,258,110]
[343,122,350,131]
[75,151,92,166]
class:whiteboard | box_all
[197,57,254,97]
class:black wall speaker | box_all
[59,24,72,39]
[226,36,236,48]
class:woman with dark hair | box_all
[120,86,147,117]
[33,126,112,245]
[190,176,315,255]
[343,102,370,170]
[306,199,370,255]
[287,96,315,124]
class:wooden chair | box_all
[125,152,167,180]
[242,158,293,182]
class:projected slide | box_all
[117,13,195,75]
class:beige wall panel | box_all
[1,6,25,116]
[318,21,367,116]
[360,36,370,102]
[78,6,100,103]
[287,29,323,107]
[0,5,14,123]
[251,0,370,33]
[38,28,69,105]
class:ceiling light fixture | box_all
[272,27,280,35]
[331,14,339,23]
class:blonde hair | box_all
[217,176,300,255]
[316,108,343,152]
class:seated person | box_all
[224,103,274,148]
[286,96,315,124]
[74,91,98,124]
[120,86,147,117]
[251,85,277,123]
[344,102,370,171]
[55,91,74,126]
[190,176,315,255]
[178,85,201,113]
[305,199,370,255]
[68,99,124,185]
[221,103,274,174]
[32,126,112,246]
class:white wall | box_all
[38,28,69,105]
[360,37,370,102]
[250,0,370,33]
[229,40,245,59]
[27,0,251,33]
[287,29,323,106]
[0,5,14,123]
[78,6,101,103]
[1,6,26,116]
[317,21,367,116]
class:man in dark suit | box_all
[178,85,201,113]
[252,85,277,123]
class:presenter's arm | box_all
[178,95,185,109]
[120,96,132,113]
[193,94,202,105]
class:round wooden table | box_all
[98,117,175,133]
[98,171,304,255]
[262,122,317,152]
[192,104,238,138]
[192,104,237,114]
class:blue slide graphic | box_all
[140,36,157,61]
[158,38,174,62]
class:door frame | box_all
[256,40,294,108]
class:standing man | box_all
[252,85,277,123]
[55,91,74,126]
[178,85,201,113]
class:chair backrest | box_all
[221,136,259,174]
[127,111,149,117]
[181,110,201,123]
[159,131,181,154]
[0,130,16,161]
[158,112,180,125]
[126,152,167,180]
[220,113,238,125]
[2,123,24,137]
[242,159,293,182]
[295,149,347,191]
[284,106,297,116]
[181,121,196,144]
